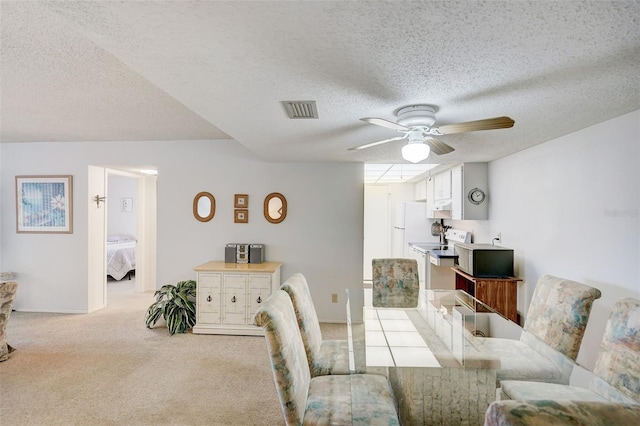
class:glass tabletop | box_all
[346,287,516,371]
[344,287,523,426]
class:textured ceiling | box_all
[1,1,638,165]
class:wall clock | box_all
[468,188,486,205]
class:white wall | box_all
[2,111,637,359]
[107,174,136,238]
[486,109,640,369]
[0,140,364,321]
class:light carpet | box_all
[0,279,348,425]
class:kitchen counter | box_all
[409,242,458,259]
[409,243,459,291]
[409,242,447,253]
[429,248,458,259]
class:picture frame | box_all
[121,197,133,212]
[234,209,249,223]
[234,194,248,208]
[16,175,73,233]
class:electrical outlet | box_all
[492,232,502,245]
[331,293,338,303]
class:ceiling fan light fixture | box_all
[402,141,430,163]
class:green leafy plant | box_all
[145,280,197,335]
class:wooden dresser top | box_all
[194,261,283,273]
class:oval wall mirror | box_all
[264,192,287,224]
[193,192,215,222]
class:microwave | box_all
[454,243,514,278]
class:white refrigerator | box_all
[392,202,433,257]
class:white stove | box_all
[427,229,471,290]
[409,229,472,290]
[445,229,472,246]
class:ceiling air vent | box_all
[281,101,318,119]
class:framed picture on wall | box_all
[16,175,73,233]
[234,194,248,208]
[234,209,249,223]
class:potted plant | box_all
[145,280,196,335]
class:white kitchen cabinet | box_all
[414,179,427,201]
[426,176,436,218]
[434,170,452,201]
[193,261,282,335]
[426,170,452,218]
[451,163,488,220]
[408,245,427,289]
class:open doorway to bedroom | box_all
[87,165,157,312]
[106,171,138,295]
[105,167,157,305]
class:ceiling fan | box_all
[349,104,515,163]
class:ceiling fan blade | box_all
[426,138,455,155]
[431,116,515,135]
[348,135,407,151]
[360,117,410,132]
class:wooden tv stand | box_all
[452,267,521,323]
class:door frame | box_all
[87,166,157,311]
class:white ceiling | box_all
[1,1,638,166]
[365,163,437,184]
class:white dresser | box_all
[193,261,283,335]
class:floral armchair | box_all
[372,258,420,308]
[500,297,640,405]
[478,274,602,385]
[484,400,640,426]
[254,290,399,425]
[280,274,351,376]
[1,281,19,362]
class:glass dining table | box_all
[346,287,519,426]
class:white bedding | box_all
[107,238,136,280]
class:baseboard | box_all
[13,307,87,314]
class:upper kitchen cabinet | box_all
[434,169,452,201]
[414,179,427,201]
[426,169,453,218]
[451,163,488,220]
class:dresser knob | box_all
[231,296,236,303]
[207,295,212,302]
[257,296,262,304]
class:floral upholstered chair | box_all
[280,274,351,376]
[499,297,640,405]
[484,400,640,426]
[254,290,399,426]
[372,258,420,308]
[1,281,19,362]
[478,275,602,385]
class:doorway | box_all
[106,171,138,295]
[87,165,157,312]
[363,185,391,283]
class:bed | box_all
[107,235,136,280]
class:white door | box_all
[363,185,390,281]
[87,165,107,312]
[135,174,157,293]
